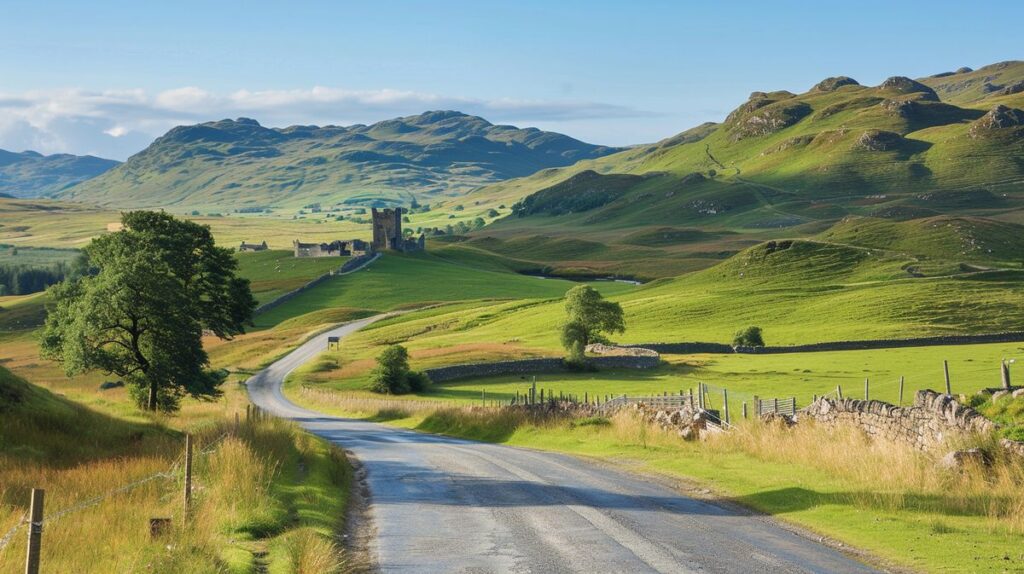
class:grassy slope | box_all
[252,251,636,328]
[235,249,349,305]
[444,62,1024,278]
[0,346,353,573]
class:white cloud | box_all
[0,86,655,160]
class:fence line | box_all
[1,417,252,571]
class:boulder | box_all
[938,448,987,470]
[991,390,1010,403]
[1012,389,1024,399]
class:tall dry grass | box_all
[0,417,349,573]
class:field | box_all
[252,251,637,328]
[235,249,350,304]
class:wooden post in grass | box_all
[943,360,952,395]
[24,488,43,574]
[836,385,843,400]
[773,397,778,414]
[898,376,905,406]
[722,389,730,425]
[864,378,869,402]
[234,412,239,434]
[1002,360,1012,390]
[183,435,193,516]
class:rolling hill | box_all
[0,149,119,198]
[60,111,621,211]
[448,61,1024,278]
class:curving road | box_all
[247,316,881,573]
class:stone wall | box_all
[630,331,1024,356]
[254,253,375,315]
[423,355,660,383]
[802,390,998,451]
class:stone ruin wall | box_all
[801,390,1007,452]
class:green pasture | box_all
[235,249,347,304]
[253,251,637,328]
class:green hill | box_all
[60,111,621,212]
[0,149,119,198]
[448,61,1024,278]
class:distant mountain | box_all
[0,150,119,198]
[61,111,622,210]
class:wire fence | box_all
[0,427,236,568]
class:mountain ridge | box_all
[60,111,622,210]
[0,149,120,198]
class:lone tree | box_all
[40,211,256,411]
[370,344,430,394]
[560,285,625,362]
[733,326,765,347]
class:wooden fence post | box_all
[836,385,843,400]
[24,488,44,574]
[742,401,747,419]
[943,360,951,395]
[864,378,869,402]
[722,389,730,425]
[1002,360,1012,390]
[898,376,905,406]
[183,434,193,516]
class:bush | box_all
[733,326,765,347]
[369,345,430,394]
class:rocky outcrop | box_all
[878,76,940,101]
[968,105,1024,138]
[856,130,905,151]
[725,92,811,141]
[812,76,860,92]
[999,81,1024,96]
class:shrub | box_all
[733,326,765,347]
[368,345,430,394]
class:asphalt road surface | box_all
[247,316,881,573]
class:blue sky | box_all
[1,0,1021,159]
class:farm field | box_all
[252,251,638,328]
[235,249,350,304]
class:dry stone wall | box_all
[630,332,1024,356]
[802,390,998,451]
[423,355,660,383]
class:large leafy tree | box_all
[560,285,625,362]
[40,211,256,411]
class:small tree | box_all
[369,344,430,394]
[733,326,765,347]
[560,285,625,362]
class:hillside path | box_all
[246,316,881,574]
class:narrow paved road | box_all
[247,316,881,573]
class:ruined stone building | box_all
[238,240,269,252]
[293,239,371,258]
[372,207,425,252]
